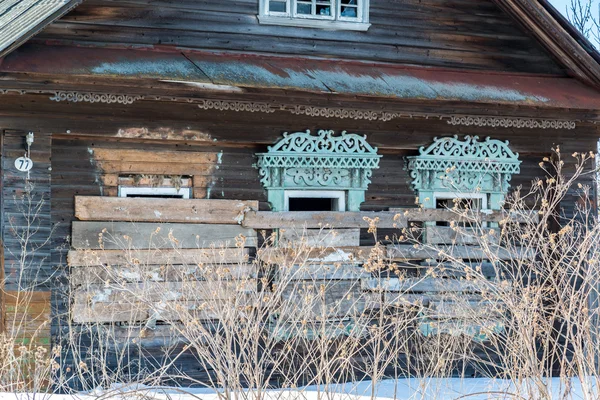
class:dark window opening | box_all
[288,197,338,211]
[125,194,185,199]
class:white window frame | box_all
[284,190,346,212]
[118,186,191,199]
[258,0,370,31]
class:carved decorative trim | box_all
[197,99,276,113]
[50,91,143,104]
[289,105,400,121]
[447,116,576,130]
[407,135,521,197]
[0,89,576,127]
[256,130,381,211]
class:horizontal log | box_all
[386,244,533,261]
[67,248,250,267]
[72,221,257,249]
[75,196,258,224]
[70,264,257,286]
[278,228,360,248]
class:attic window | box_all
[259,0,370,31]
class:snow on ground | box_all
[0,378,597,400]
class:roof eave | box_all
[0,0,83,59]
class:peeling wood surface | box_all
[75,197,258,224]
[72,221,257,249]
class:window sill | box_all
[258,15,371,31]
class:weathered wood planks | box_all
[72,281,256,323]
[75,196,258,224]
[387,244,533,260]
[278,228,360,248]
[72,221,257,249]
[67,248,250,266]
[70,264,257,286]
[243,209,537,229]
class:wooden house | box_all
[1,0,600,385]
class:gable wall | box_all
[34,0,566,74]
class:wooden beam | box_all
[72,221,257,249]
[92,148,218,163]
[242,209,537,229]
[424,226,499,245]
[75,196,258,224]
[258,246,376,264]
[243,211,402,229]
[67,248,250,266]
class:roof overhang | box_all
[1,45,600,112]
[0,0,82,59]
[493,0,600,89]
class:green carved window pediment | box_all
[256,129,380,211]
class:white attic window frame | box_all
[258,0,371,31]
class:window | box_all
[118,187,191,199]
[433,192,487,227]
[284,190,346,211]
[259,0,370,31]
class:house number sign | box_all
[14,156,33,172]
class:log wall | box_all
[36,0,565,74]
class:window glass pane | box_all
[316,4,331,15]
[297,1,312,14]
[269,0,286,12]
[341,0,357,17]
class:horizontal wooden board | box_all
[363,277,506,293]
[70,264,257,286]
[96,161,218,175]
[243,211,403,229]
[386,244,533,260]
[388,209,539,223]
[67,248,250,266]
[75,196,258,224]
[278,264,371,280]
[424,226,499,245]
[278,228,360,248]
[258,246,376,264]
[72,221,257,249]
[92,148,218,163]
[279,280,378,319]
[242,209,538,229]
[72,281,256,323]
